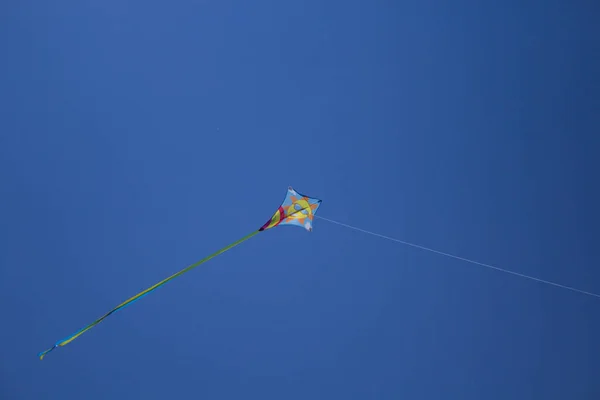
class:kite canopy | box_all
[260,186,322,232]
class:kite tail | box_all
[38,229,261,360]
[38,345,58,360]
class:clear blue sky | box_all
[1,1,598,398]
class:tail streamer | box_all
[38,230,261,360]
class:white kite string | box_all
[315,215,600,299]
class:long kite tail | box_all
[38,229,261,360]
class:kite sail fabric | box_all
[38,186,322,360]
[260,186,322,232]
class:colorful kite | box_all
[38,186,322,360]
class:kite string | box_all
[315,215,600,299]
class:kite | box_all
[38,186,322,360]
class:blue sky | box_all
[1,1,598,398]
